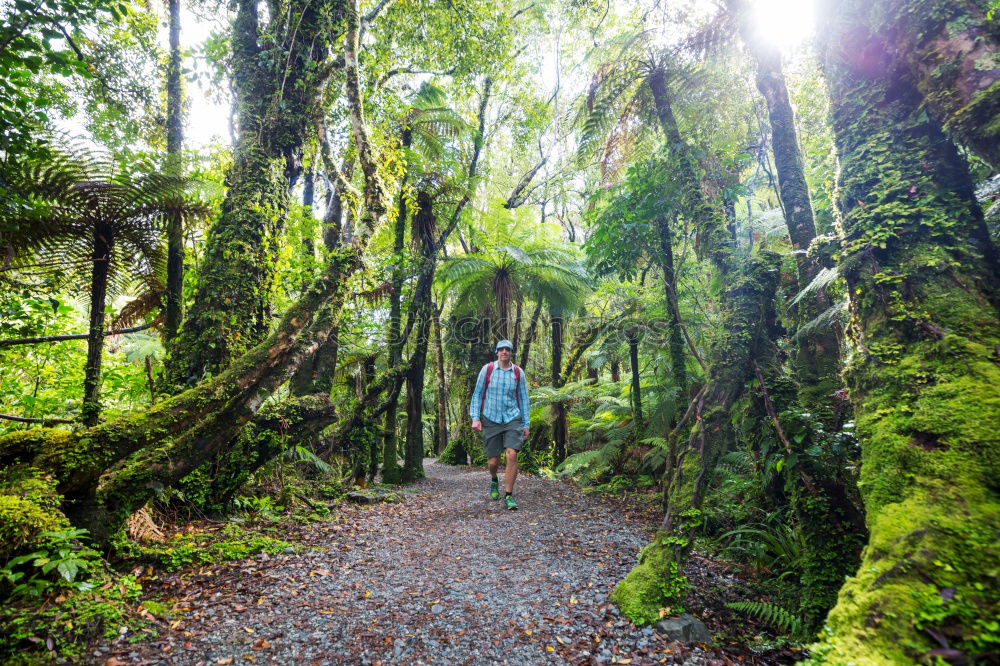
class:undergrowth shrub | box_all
[140,525,291,570]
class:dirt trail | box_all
[90,461,776,665]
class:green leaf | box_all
[57,560,78,582]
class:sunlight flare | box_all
[752,0,816,49]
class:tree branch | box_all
[344,0,388,234]
[362,0,396,24]
[504,156,548,209]
[0,324,152,348]
[0,413,74,425]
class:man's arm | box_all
[469,365,487,422]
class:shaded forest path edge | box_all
[90,461,797,665]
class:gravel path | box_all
[91,460,756,666]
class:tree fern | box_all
[725,600,805,638]
[789,266,839,306]
[793,298,849,339]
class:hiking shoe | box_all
[490,479,501,500]
[503,494,518,511]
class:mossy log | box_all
[204,394,338,509]
[0,249,363,548]
[613,253,780,624]
[811,4,1000,661]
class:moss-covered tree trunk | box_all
[613,254,780,624]
[205,394,338,509]
[884,0,1000,169]
[731,6,840,414]
[82,223,113,426]
[613,66,786,625]
[655,213,687,401]
[808,1,1000,660]
[0,246,364,547]
[166,0,345,387]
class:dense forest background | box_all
[1,0,998,662]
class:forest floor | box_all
[87,460,804,666]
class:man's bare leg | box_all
[488,456,500,479]
[504,448,518,494]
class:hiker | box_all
[470,339,530,510]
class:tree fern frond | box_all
[789,266,839,306]
[725,600,805,638]
[793,298,849,339]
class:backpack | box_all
[479,361,522,416]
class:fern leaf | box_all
[725,600,805,638]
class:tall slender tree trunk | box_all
[381,126,413,484]
[512,298,522,353]
[164,0,184,344]
[550,310,567,463]
[433,304,448,454]
[82,224,113,427]
[402,191,439,481]
[730,3,841,415]
[518,301,543,370]
[809,1,1000,659]
[626,328,642,433]
[647,67,731,273]
[655,214,687,401]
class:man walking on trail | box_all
[470,340,530,510]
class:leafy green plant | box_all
[718,522,806,581]
[0,528,102,598]
[0,573,145,661]
[725,600,805,638]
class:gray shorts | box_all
[482,417,523,459]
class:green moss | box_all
[809,480,999,663]
[140,526,291,571]
[611,531,690,625]
[437,438,469,466]
[0,470,69,560]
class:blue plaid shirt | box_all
[469,362,530,429]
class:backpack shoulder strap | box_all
[513,364,522,410]
[480,362,495,416]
